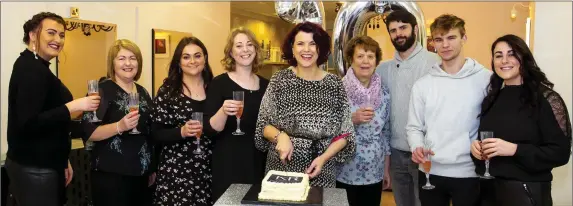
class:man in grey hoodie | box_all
[376,9,440,206]
[406,14,491,206]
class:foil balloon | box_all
[332,1,427,75]
[275,1,326,29]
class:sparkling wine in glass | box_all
[128,93,141,134]
[422,139,435,190]
[232,91,245,135]
[192,112,204,155]
[88,80,101,122]
[480,131,495,179]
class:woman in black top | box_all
[206,27,269,200]
[151,36,214,206]
[82,39,155,206]
[6,12,100,206]
[471,34,571,206]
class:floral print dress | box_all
[150,84,213,206]
[337,68,391,185]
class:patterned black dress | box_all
[150,84,213,206]
[254,68,356,188]
[81,80,155,205]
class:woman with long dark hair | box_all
[6,12,100,206]
[471,34,571,206]
[151,36,214,205]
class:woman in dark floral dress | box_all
[150,36,214,206]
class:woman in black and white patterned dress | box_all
[254,22,356,188]
[150,37,214,206]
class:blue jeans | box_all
[390,148,421,206]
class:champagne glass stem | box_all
[236,118,241,133]
[425,173,431,186]
[485,160,491,176]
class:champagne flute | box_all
[364,93,375,119]
[128,93,141,134]
[232,91,245,135]
[422,139,435,190]
[192,112,204,155]
[480,131,495,179]
[88,80,101,122]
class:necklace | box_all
[230,72,257,93]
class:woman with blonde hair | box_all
[206,27,269,200]
[82,39,155,206]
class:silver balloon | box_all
[275,1,326,29]
[332,1,427,75]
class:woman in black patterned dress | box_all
[150,36,214,206]
[82,39,155,206]
[254,22,356,188]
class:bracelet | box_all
[116,122,123,135]
[273,131,283,142]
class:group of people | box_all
[4,9,570,206]
[378,10,571,206]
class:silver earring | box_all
[32,44,38,59]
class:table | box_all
[214,184,349,206]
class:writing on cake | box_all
[258,170,310,202]
[268,174,303,183]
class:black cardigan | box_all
[7,49,73,170]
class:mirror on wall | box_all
[57,18,117,119]
[151,29,193,97]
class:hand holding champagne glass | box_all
[192,112,204,155]
[479,131,495,179]
[232,91,245,135]
[352,94,374,124]
[362,94,374,121]
[421,139,435,190]
[88,80,102,122]
[128,93,141,134]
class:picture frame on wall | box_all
[154,33,170,58]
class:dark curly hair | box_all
[281,21,331,67]
[162,36,214,99]
[384,9,418,31]
[480,34,554,117]
[23,12,66,44]
[344,35,382,67]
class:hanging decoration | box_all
[65,20,115,36]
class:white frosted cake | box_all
[258,170,310,202]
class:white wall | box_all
[533,2,573,206]
[0,2,230,158]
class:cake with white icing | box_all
[258,170,310,202]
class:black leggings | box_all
[480,178,552,206]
